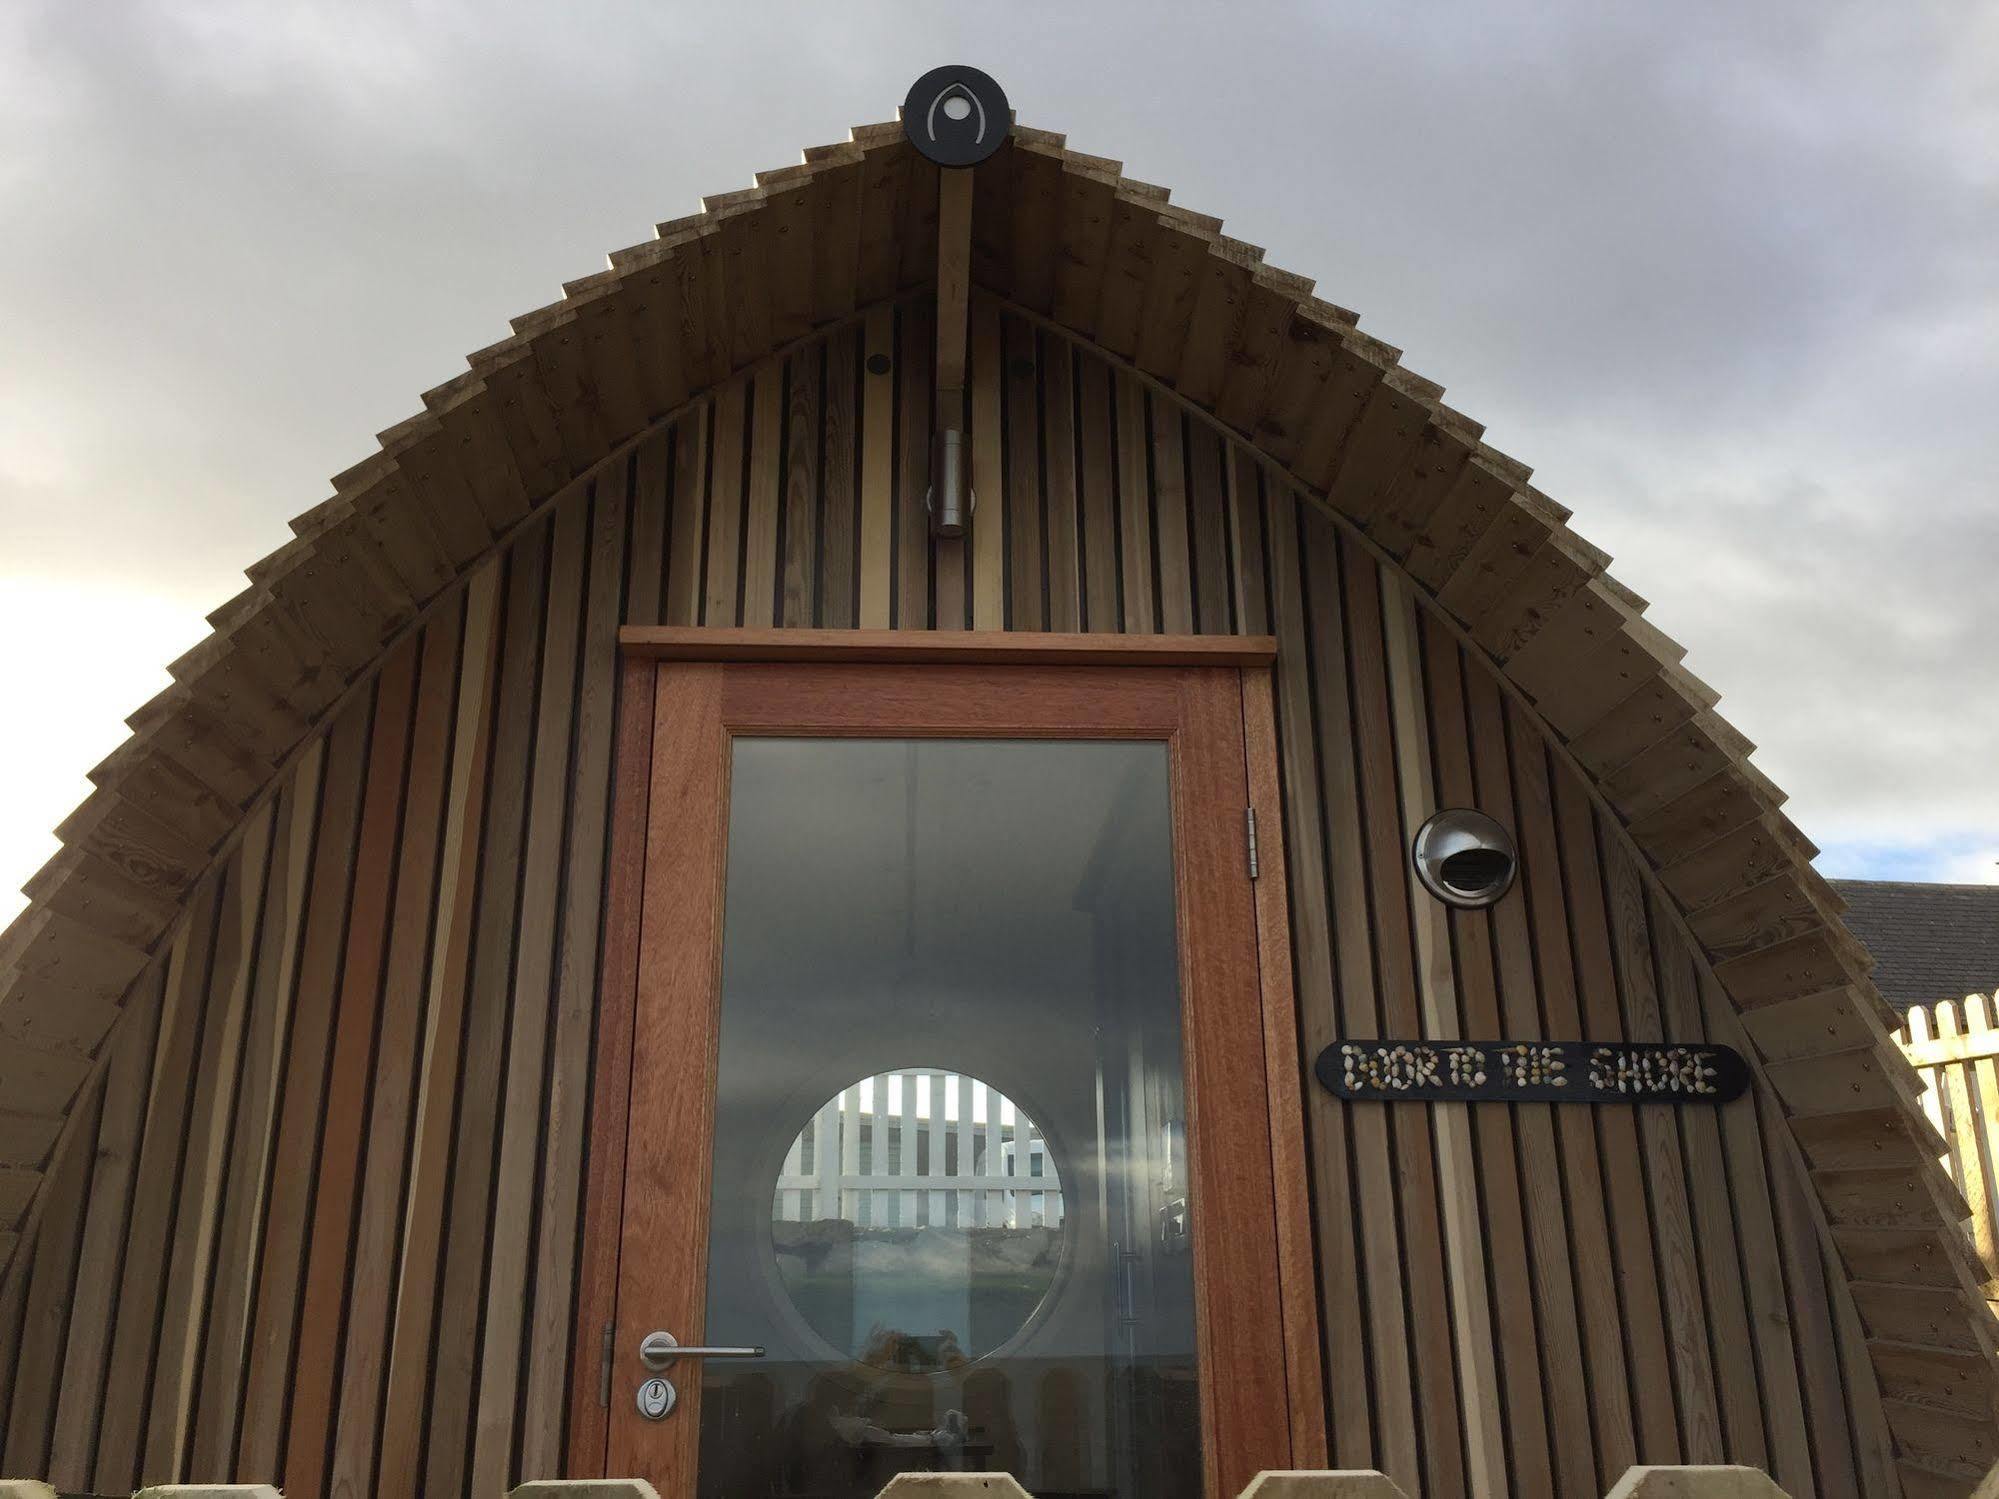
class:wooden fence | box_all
[0,1464,1826,1498]
[1898,994,1999,1283]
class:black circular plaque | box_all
[902,65,1011,168]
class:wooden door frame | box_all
[568,629,1325,1488]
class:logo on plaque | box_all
[902,65,1011,168]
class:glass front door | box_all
[698,739,1198,1499]
[598,658,1310,1499]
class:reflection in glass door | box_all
[698,738,1200,1499]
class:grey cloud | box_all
[1,0,1993,884]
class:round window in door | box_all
[770,1069,1065,1374]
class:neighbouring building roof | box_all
[1832,879,1999,1012]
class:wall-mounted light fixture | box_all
[1412,808,1519,909]
[927,428,972,537]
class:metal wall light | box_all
[1412,808,1519,909]
[928,428,972,537]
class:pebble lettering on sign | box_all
[1316,1039,1750,1104]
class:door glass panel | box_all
[700,739,1199,1499]
[771,1070,1064,1372]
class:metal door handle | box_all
[639,1330,766,1370]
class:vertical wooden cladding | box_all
[0,307,1895,1499]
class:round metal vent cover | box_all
[1412,808,1519,909]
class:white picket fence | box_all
[772,1069,1064,1231]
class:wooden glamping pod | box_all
[1,66,1993,1499]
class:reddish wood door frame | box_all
[570,632,1323,1494]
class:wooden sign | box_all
[1316,1039,1750,1104]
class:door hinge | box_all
[1245,806,1260,879]
[599,1319,615,1408]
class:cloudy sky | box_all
[3,0,1996,923]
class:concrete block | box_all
[1237,1473,1413,1499]
[876,1475,1034,1499]
[510,1482,664,1499]
[1606,1467,1794,1499]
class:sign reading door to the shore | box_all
[1316,1039,1751,1104]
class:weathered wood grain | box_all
[0,280,1940,1498]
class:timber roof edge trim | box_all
[3,118,1993,1487]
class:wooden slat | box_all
[1075,352,1120,632]
[44,968,166,1489]
[424,523,550,1499]
[374,562,503,1498]
[740,368,782,626]
[1653,906,1770,1469]
[1826,1242,1905,1497]
[1051,158,1115,335]
[627,428,671,628]
[186,748,322,1477]
[1342,531,1466,1498]
[281,637,421,1499]
[1694,963,1822,1495]
[808,155,862,328]
[91,871,224,1494]
[1903,1004,1999,1069]
[702,381,747,627]
[1007,145,1061,316]
[853,138,911,306]
[1226,453,1269,637]
[323,608,463,1498]
[233,698,373,1481]
[1114,369,1157,633]
[1151,392,1195,634]
[935,165,972,391]
[663,407,709,628]
[1132,218,1208,381]
[1260,490,1371,1467]
[1095,187,1160,359]
[1290,507,1424,1493]
[1416,617,1552,1498]
[1,1063,105,1479]
[896,301,937,628]
[1239,679,1319,1471]
[518,462,632,1478]
[1464,661,1601,1497]
[1937,1002,1999,1277]
[1551,761,1682,1461]
[821,323,859,628]
[970,298,1005,629]
[469,492,594,1499]
[1960,996,1999,1281]
[566,653,656,1479]
[1379,577,1508,1498]
[619,626,1275,666]
[142,801,276,1482]
[0,1250,26,1452]
[1175,241,1247,408]
[1187,423,1231,634]
[1003,312,1045,630]
[858,305,896,627]
[1504,700,1640,1485]
[1600,835,1725,1462]
[1041,332,1083,632]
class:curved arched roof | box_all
[2,117,1991,1481]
